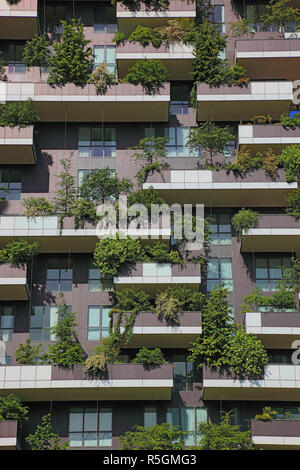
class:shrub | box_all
[0,99,40,127]
[127,187,165,216]
[125,59,169,94]
[255,407,278,421]
[15,338,43,365]
[88,63,116,94]
[112,31,125,45]
[0,239,39,267]
[0,394,28,422]
[119,423,185,450]
[25,414,69,450]
[280,112,300,129]
[231,208,260,240]
[159,286,205,312]
[132,347,167,368]
[128,25,164,48]
[278,145,300,183]
[130,136,168,186]
[144,241,182,264]
[158,18,196,43]
[155,291,181,324]
[114,287,152,312]
[84,349,106,377]
[286,189,300,219]
[78,168,132,203]
[71,198,97,229]
[47,19,93,87]
[23,197,55,218]
[22,34,50,70]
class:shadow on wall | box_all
[22,151,53,194]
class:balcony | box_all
[117,0,196,36]
[0,264,29,300]
[112,310,202,348]
[241,214,300,253]
[0,364,174,401]
[0,0,39,39]
[251,419,300,449]
[143,169,296,207]
[114,262,201,291]
[235,39,300,80]
[0,126,35,164]
[245,312,300,348]
[203,365,300,401]
[0,420,17,449]
[116,42,194,81]
[239,125,300,153]
[197,82,292,121]
[1,82,170,122]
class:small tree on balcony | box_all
[0,239,39,268]
[261,0,300,38]
[53,156,76,228]
[15,338,43,365]
[119,423,185,450]
[0,99,40,128]
[23,197,55,218]
[47,19,93,87]
[25,414,69,450]
[187,122,235,166]
[278,144,300,183]
[0,394,28,422]
[231,208,260,241]
[22,34,50,73]
[130,136,169,185]
[88,63,116,95]
[78,168,132,204]
[124,59,169,94]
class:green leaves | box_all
[23,197,55,218]
[261,0,300,37]
[25,414,69,450]
[0,394,28,423]
[0,99,40,128]
[88,63,116,95]
[78,168,132,204]
[278,144,300,183]
[119,423,185,450]
[231,208,260,241]
[130,136,168,186]
[125,59,169,94]
[22,33,50,69]
[132,347,167,368]
[0,239,39,268]
[15,339,43,365]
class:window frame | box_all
[46,258,73,293]
[69,407,113,448]
[207,257,233,292]
[87,305,111,341]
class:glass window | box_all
[166,407,207,446]
[0,306,15,342]
[164,127,201,158]
[8,44,26,73]
[170,84,190,115]
[94,46,116,74]
[30,304,71,342]
[244,4,293,32]
[88,260,114,292]
[44,4,67,33]
[94,6,117,33]
[69,407,112,447]
[207,258,233,292]
[173,355,193,391]
[144,407,157,428]
[46,259,73,292]
[209,5,225,33]
[78,127,116,158]
[208,212,231,245]
[255,256,291,292]
[87,306,110,341]
[0,170,22,200]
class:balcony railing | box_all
[0,0,39,39]
[0,263,29,300]
[0,420,17,449]
[0,126,36,164]
[251,418,300,448]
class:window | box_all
[30,304,71,342]
[173,355,193,391]
[167,407,207,446]
[209,5,225,33]
[88,260,114,292]
[268,350,292,364]
[0,306,15,342]
[78,127,116,158]
[78,169,116,188]
[69,407,112,447]
[44,5,67,33]
[245,4,296,32]
[207,258,233,291]
[94,6,117,33]
[87,306,110,341]
[46,259,73,292]
[170,84,190,115]
[0,170,22,200]
[94,45,116,74]
[144,407,157,428]
[255,256,291,292]
[208,212,232,245]
[164,127,200,158]
[8,44,26,73]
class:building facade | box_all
[0,0,300,451]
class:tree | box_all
[130,136,168,185]
[22,34,50,73]
[261,0,300,37]
[119,423,185,450]
[278,145,300,183]
[15,338,43,365]
[280,257,300,310]
[132,347,167,368]
[231,208,260,241]
[47,19,93,87]
[125,59,169,94]
[0,394,28,422]
[23,197,55,218]
[78,168,132,204]
[25,414,69,450]
[0,99,40,128]
[42,294,85,368]
[197,412,254,450]
[4,239,39,267]
[53,157,76,227]
[188,122,235,166]
[88,63,116,94]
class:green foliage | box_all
[0,51,5,76]
[280,258,300,309]
[71,198,97,229]
[125,59,169,94]
[261,0,300,37]
[255,407,278,421]
[112,31,125,45]
[78,168,132,203]
[197,412,254,450]
[88,63,116,94]
[224,327,268,378]
[0,239,39,268]
[47,19,93,86]
[231,208,260,240]
[188,122,235,165]
[127,187,165,215]
[53,157,76,221]
[84,349,106,377]
[114,287,152,312]
[42,294,85,368]
[130,136,168,185]
[22,34,50,69]
[132,347,167,368]
[228,18,255,38]
[280,112,300,129]
[0,394,28,422]
[278,145,300,183]
[23,197,55,218]
[93,235,148,278]
[25,414,69,450]
[286,189,300,219]
[158,285,205,312]
[0,99,40,127]
[158,18,196,43]
[144,241,182,264]
[119,423,185,450]
[240,287,296,313]
[155,291,181,324]
[192,20,248,87]
[227,146,279,179]
[15,338,43,365]
[128,25,164,48]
